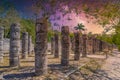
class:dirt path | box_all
[101,50,120,80]
[85,50,120,80]
[68,50,120,80]
[1,49,120,80]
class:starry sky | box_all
[0,0,104,34]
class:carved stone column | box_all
[21,32,28,59]
[61,26,70,66]
[9,23,20,67]
[35,18,48,76]
[0,27,4,63]
[28,35,32,55]
[87,36,93,54]
[82,34,87,57]
[51,37,55,55]
[54,32,59,58]
[74,32,80,60]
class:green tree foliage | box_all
[20,19,35,43]
[74,23,85,31]
[98,34,113,44]
[0,4,36,42]
[69,33,74,38]
[74,23,85,34]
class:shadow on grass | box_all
[48,64,62,70]
[3,72,35,79]
[0,66,10,68]
[85,69,115,80]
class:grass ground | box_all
[0,52,106,80]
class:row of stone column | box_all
[34,18,115,76]
[0,24,33,66]
[0,20,114,77]
[51,30,114,62]
[21,32,32,59]
[35,17,72,75]
[87,36,114,54]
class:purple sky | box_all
[50,11,104,34]
[1,0,104,33]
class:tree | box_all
[74,23,85,34]
[0,4,21,38]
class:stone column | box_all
[35,18,48,76]
[80,35,83,56]
[0,27,4,63]
[71,37,75,51]
[96,39,101,53]
[9,23,20,67]
[87,36,93,54]
[51,37,55,55]
[21,32,28,59]
[61,26,70,66]
[54,32,59,58]
[28,35,32,55]
[99,40,103,52]
[74,32,80,60]
[92,36,97,54]
[102,41,107,51]
[82,34,87,57]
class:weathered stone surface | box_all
[61,26,70,66]
[35,18,48,76]
[2,38,34,53]
[3,39,9,53]
[92,36,97,54]
[54,31,59,58]
[87,36,93,54]
[28,35,32,55]
[9,23,20,67]
[70,37,75,51]
[0,27,4,63]
[96,39,101,53]
[74,32,80,60]
[21,32,28,59]
[99,40,103,52]
[82,34,87,57]
[80,36,83,55]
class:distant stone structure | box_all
[87,36,93,54]
[21,32,28,59]
[82,34,87,57]
[54,31,59,58]
[2,38,34,54]
[51,37,55,55]
[28,35,32,55]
